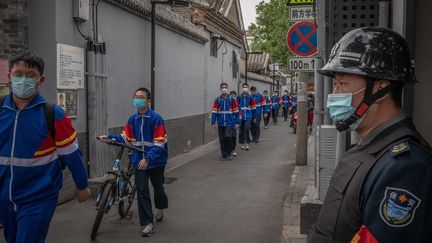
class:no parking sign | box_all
[286,21,317,57]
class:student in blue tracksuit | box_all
[250,86,265,143]
[262,90,272,129]
[281,90,290,121]
[271,91,281,125]
[101,87,169,237]
[0,52,90,243]
[211,83,239,160]
[238,83,256,151]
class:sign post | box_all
[286,18,317,166]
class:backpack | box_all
[0,95,66,170]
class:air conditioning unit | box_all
[316,125,338,200]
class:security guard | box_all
[308,27,432,243]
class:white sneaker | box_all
[232,151,237,156]
[241,145,245,150]
[245,144,250,151]
[142,223,155,237]
[156,209,164,222]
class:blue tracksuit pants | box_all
[0,198,57,243]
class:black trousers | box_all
[239,120,251,144]
[283,107,289,121]
[250,116,261,142]
[135,166,168,226]
[263,110,271,126]
[272,109,278,124]
[218,126,236,158]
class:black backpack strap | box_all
[44,103,56,140]
[44,103,66,170]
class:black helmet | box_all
[319,27,416,83]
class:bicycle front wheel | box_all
[91,182,114,241]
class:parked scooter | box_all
[291,112,298,134]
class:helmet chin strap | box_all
[335,81,403,132]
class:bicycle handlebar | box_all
[96,137,146,153]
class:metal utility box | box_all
[316,125,338,200]
[73,0,90,21]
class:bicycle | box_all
[90,137,145,241]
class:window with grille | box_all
[328,0,379,47]
[210,37,218,57]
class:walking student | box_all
[281,90,290,121]
[211,83,239,160]
[271,91,281,125]
[0,51,90,243]
[101,87,168,237]
[238,83,256,151]
[262,90,272,129]
[250,86,265,143]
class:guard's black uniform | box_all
[308,116,432,243]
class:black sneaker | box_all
[156,209,164,222]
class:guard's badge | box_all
[379,187,421,227]
[328,42,340,63]
[390,142,410,157]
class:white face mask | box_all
[221,88,228,94]
[242,88,248,93]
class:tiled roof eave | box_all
[106,0,209,43]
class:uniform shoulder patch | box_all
[389,142,410,157]
[379,187,421,227]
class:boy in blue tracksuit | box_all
[238,83,256,151]
[262,90,272,128]
[211,83,239,160]
[271,91,281,125]
[281,90,291,121]
[101,87,168,237]
[250,86,265,143]
[0,52,90,243]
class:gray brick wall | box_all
[0,0,29,58]
[204,112,218,144]
[165,114,206,157]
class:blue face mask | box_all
[133,98,147,110]
[11,76,38,99]
[327,88,365,122]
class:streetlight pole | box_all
[151,1,156,110]
[150,0,189,110]
[245,52,248,84]
[272,64,275,93]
